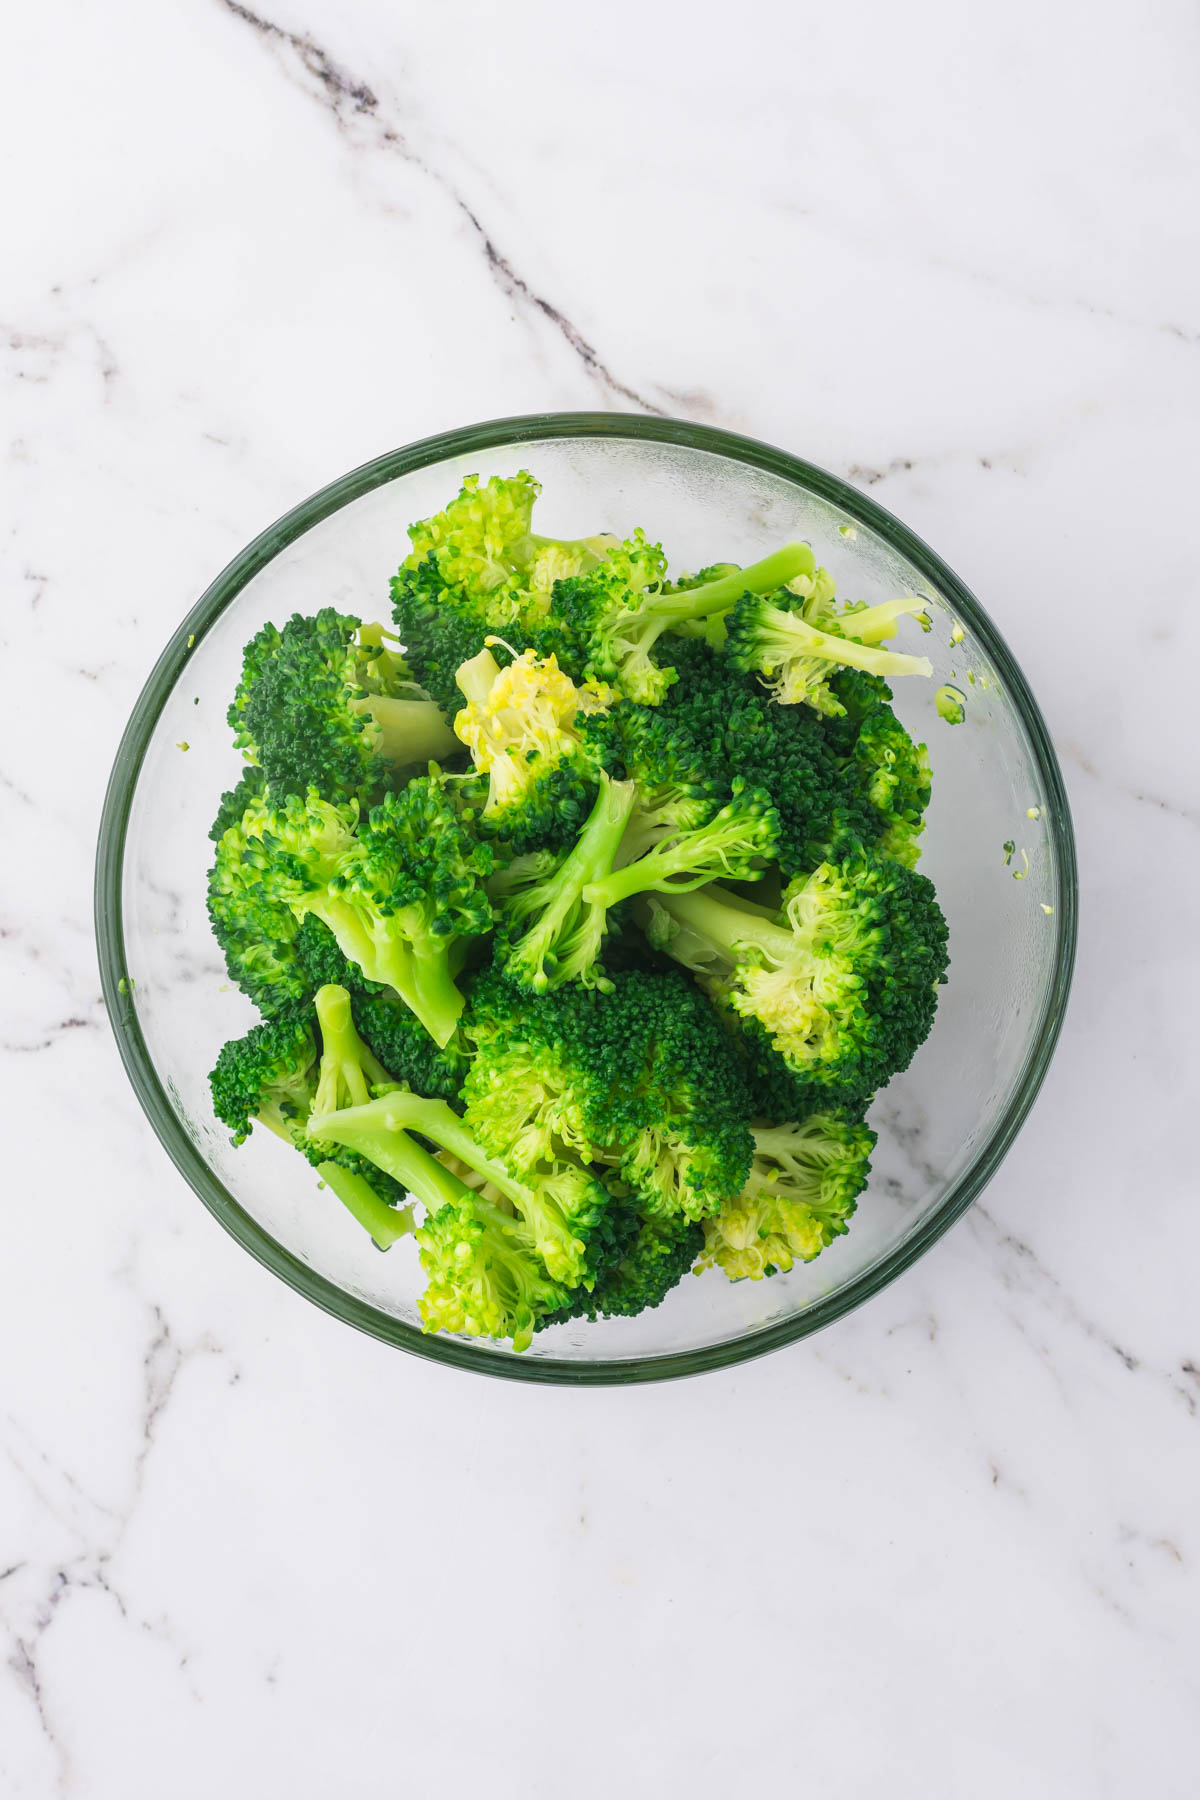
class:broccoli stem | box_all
[314,1105,468,1212]
[313,983,391,1109]
[654,884,795,965]
[659,543,816,620]
[351,695,459,765]
[504,776,637,987]
[838,597,929,646]
[309,1087,521,1202]
[582,812,771,910]
[316,1160,414,1250]
[755,605,933,680]
[454,647,502,707]
[302,898,462,1047]
[407,948,471,1051]
[310,1092,530,1213]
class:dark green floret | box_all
[233,774,494,1045]
[541,1212,703,1325]
[462,968,754,1221]
[228,607,457,805]
[648,857,949,1098]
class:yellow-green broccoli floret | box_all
[699,1113,875,1280]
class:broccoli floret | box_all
[228,608,457,804]
[238,775,494,1046]
[494,767,777,994]
[723,591,933,715]
[462,969,753,1222]
[207,989,415,1249]
[821,670,932,868]
[207,805,309,1014]
[209,1012,318,1145]
[417,1190,572,1353]
[451,647,607,852]
[309,1086,618,1291]
[493,774,637,992]
[208,764,267,844]
[389,472,619,716]
[699,1114,876,1280]
[649,858,949,1097]
[350,992,467,1103]
[552,540,814,703]
[650,638,878,876]
[542,1211,703,1325]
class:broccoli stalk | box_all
[315,1162,417,1251]
[349,693,459,767]
[581,781,778,910]
[556,541,816,702]
[724,593,933,714]
[311,984,394,1113]
[498,775,638,992]
[308,1089,615,1290]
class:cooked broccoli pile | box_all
[206,470,949,1350]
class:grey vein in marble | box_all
[219,0,669,416]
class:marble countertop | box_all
[4,1,1199,1793]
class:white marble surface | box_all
[4,0,1199,1793]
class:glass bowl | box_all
[95,415,1077,1384]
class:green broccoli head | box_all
[226,608,456,805]
[650,857,949,1097]
[542,1210,703,1325]
[723,590,933,716]
[462,967,753,1222]
[451,646,607,853]
[699,1113,875,1280]
[416,1192,572,1353]
[389,472,620,715]
[209,1012,318,1146]
[206,801,310,1014]
[208,764,268,845]
[237,777,493,1046]
[650,637,880,877]
[820,670,932,868]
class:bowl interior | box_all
[99,422,1075,1380]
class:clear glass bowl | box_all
[95,415,1077,1383]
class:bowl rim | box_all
[94,411,1078,1385]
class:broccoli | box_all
[208,988,415,1250]
[462,969,754,1222]
[821,670,932,868]
[649,638,880,876]
[494,768,778,994]
[649,858,949,1097]
[208,764,267,845]
[542,1211,704,1324]
[553,539,815,703]
[236,775,494,1046]
[204,471,953,1340]
[308,1085,620,1291]
[207,802,309,1014]
[723,590,933,715]
[451,646,607,851]
[209,1011,318,1146]
[417,1189,572,1353]
[227,608,457,804]
[698,1114,876,1280]
[389,472,623,715]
